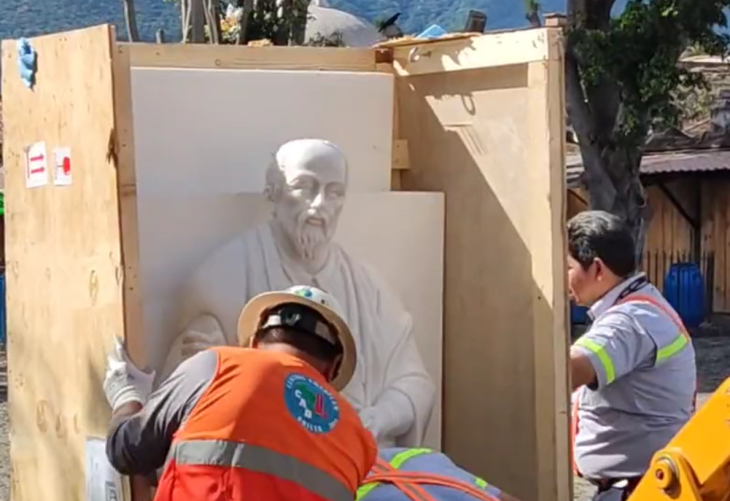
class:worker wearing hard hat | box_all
[567,211,697,501]
[102,285,377,501]
[357,448,522,501]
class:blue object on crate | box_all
[0,274,6,345]
[17,38,37,89]
[417,24,448,39]
[663,262,704,329]
[571,302,589,324]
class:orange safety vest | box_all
[154,346,377,501]
[361,457,501,501]
[570,294,697,476]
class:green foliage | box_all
[569,0,730,147]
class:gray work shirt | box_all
[571,273,696,480]
[106,350,219,475]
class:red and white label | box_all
[53,147,72,186]
[25,141,48,188]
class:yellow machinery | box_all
[627,377,730,501]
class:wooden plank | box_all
[392,139,410,170]
[396,28,568,501]
[112,45,147,370]
[526,27,570,501]
[124,43,378,71]
[391,28,560,77]
[111,44,153,501]
[1,25,131,501]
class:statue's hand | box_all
[180,328,227,359]
[359,390,416,446]
[359,406,383,440]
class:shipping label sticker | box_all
[53,147,72,186]
[24,141,48,188]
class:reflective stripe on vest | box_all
[571,293,696,476]
[170,439,352,501]
[357,449,498,501]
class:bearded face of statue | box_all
[271,139,348,261]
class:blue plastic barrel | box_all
[571,302,589,324]
[662,262,704,329]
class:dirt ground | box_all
[0,338,726,501]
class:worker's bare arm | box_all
[569,349,598,392]
[106,350,218,476]
[570,310,654,391]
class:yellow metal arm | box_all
[627,377,730,501]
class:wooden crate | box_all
[1,25,569,501]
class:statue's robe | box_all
[161,221,435,447]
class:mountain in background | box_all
[0,0,631,43]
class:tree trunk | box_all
[236,0,255,45]
[274,0,293,45]
[190,0,206,43]
[290,0,311,45]
[526,12,541,27]
[122,0,140,42]
[564,29,650,264]
[581,145,650,264]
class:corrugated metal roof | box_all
[566,149,730,188]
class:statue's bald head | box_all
[265,139,349,197]
[265,139,349,261]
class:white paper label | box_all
[24,141,48,188]
[85,437,124,501]
[53,147,72,186]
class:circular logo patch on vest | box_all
[284,373,340,434]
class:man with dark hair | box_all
[567,210,696,501]
[102,285,376,501]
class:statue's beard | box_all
[286,211,336,262]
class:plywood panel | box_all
[396,26,569,501]
[1,25,133,501]
[125,43,379,72]
[136,192,445,448]
[130,68,394,195]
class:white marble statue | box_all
[160,138,435,447]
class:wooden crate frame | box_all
[1,24,569,501]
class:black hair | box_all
[255,305,343,365]
[567,210,636,278]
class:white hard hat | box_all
[237,285,356,390]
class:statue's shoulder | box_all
[333,244,400,302]
[202,224,269,266]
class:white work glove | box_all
[103,338,156,412]
[180,328,227,359]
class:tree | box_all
[524,0,542,28]
[563,0,730,258]
[150,0,311,45]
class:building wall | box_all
[701,178,730,313]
